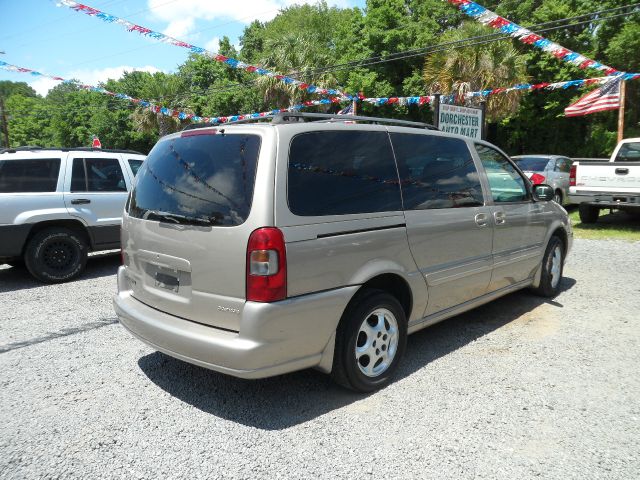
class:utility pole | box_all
[617,80,626,144]
[0,96,9,149]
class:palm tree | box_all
[130,72,190,138]
[423,22,529,121]
[255,34,340,108]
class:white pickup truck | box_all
[569,138,640,223]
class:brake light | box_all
[569,164,577,186]
[530,173,546,185]
[246,227,287,302]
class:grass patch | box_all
[568,207,640,241]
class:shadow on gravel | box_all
[0,252,120,293]
[138,277,576,430]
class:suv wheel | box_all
[553,190,563,205]
[24,227,88,283]
[578,204,599,224]
[332,290,407,392]
[531,236,564,298]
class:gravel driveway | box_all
[1,239,639,479]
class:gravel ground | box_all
[1,239,639,479]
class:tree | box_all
[422,22,529,121]
[5,94,54,147]
[129,72,189,139]
[0,81,37,99]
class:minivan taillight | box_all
[569,164,577,186]
[246,228,287,302]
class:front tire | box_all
[24,228,88,283]
[332,290,407,392]
[579,204,599,224]
[531,236,564,298]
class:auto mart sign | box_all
[437,104,484,140]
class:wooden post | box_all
[617,80,626,144]
[0,97,9,148]
[433,94,441,129]
[352,98,357,116]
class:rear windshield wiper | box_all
[143,210,215,226]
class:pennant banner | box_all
[2,60,638,126]
[56,0,352,100]
[447,0,622,76]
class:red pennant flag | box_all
[92,136,102,148]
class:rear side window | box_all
[0,158,60,193]
[71,158,127,192]
[615,142,640,162]
[128,159,144,176]
[556,158,572,172]
[129,133,260,227]
[513,157,550,172]
[391,133,483,209]
[288,131,402,216]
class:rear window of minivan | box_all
[129,132,261,226]
[288,131,402,216]
[0,158,60,193]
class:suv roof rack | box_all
[182,112,438,131]
[0,146,145,155]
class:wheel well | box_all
[358,273,413,320]
[551,227,568,252]
[23,220,91,253]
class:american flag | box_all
[337,102,354,115]
[565,78,622,117]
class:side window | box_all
[287,131,402,216]
[390,133,484,209]
[0,158,61,193]
[556,158,572,173]
[474,144,528,203]
[71,158,126,192]
[128,159,143,176]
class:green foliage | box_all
[0,81,37,99]
[1,0,638,156]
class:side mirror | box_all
[532,184,554,201]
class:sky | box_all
[0,0,365,96]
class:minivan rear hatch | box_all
[123,128,266,331]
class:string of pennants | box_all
[447,0,621,76]
[3,60,638,125]
[56,0,352,100]
[59,0,629,92]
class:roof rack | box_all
[181,112,438,131]
[0,146,145,155]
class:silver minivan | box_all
[114,113,572,392]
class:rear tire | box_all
[24,227,88,283]
[531,236,564,298]
[332,289,407,392]
[554,190,563,205]
[578,204,599,224]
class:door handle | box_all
[474,213,488,227]
[494,211,506,225]
[71,198,91,205]
[615,168,629,175]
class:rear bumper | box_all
[568,192,640,208]
[0,224,31,258]
[114,266,357,379]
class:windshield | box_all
[129,132,261,226]
[512,156,550,172]
[615,142,640,162]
